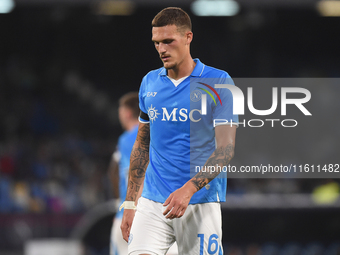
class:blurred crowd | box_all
[0,55,114,213]
[0,135,112,213]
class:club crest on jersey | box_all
[147,104,160,123]
[147,92,157,97]
[190,89,202,102]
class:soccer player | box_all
[120,7,238,255]
[109,92,139,255]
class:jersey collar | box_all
[158,58,205,77]
[190,58,205,77]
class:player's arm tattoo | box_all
[126,124,150,201]
[190,143,234,191]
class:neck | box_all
[167,56,195,80]
[125,119,139,131]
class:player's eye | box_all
[154,42,159,46]
[164,40,173,44]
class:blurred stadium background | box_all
[0,0,340,254]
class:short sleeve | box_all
[138,76,150,123]
[213,74,239,126]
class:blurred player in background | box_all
[109,92,139,255]
[109,92,178,255]
[120,7,237,255]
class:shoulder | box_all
[142,67,165,81]
[118,131,128,145]
[199,63,235,89]
[140,67,165,90]
[128,126,139,139]
[202,64,231,79]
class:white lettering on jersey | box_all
[148,105,201,122]
[147,92,157,97]
[179,108,188,122]
[162,108,178,121]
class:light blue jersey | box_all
[139,59,238,204]
[115,125,138,218]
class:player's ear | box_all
[186,31,193,45]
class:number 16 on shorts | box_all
[198,233,222,255]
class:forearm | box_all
[188,143,234,192]
[135,181,144,205]
[125,124,150,202]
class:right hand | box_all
[120,209,136,242]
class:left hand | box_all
[163,182,196,219]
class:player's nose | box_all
[158,43,166,54]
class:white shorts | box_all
[110,214,178,255]
[128,197,223,255]
[110,217,128,255]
